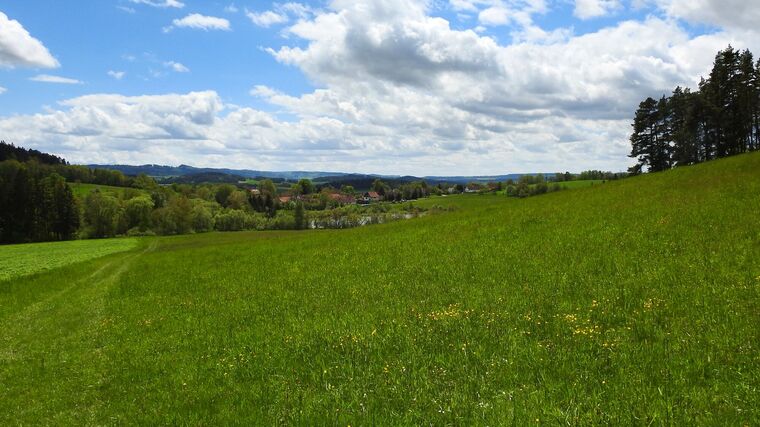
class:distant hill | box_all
[87,164,349,180]
[87,163,551,186]
[159,172,246,185]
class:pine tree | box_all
[294,202,306,230]
[629,97,661,172]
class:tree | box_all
[629,46,760,173]
[372,179,387,195]
[297,178,315,195]
[133,173,158,190]
[630,97,668,172]
[191,203,214,232]
[214,210,251,231]
[215,184,236,207]
[125,196,153,231]
[226,190,249,210]
[259,179,277,196]
[84,190,121,238]
[44,173,80,240]
[294,201,306,230]
[168,196,193,234]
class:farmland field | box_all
[1,153,760,424]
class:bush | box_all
[215,210,253,231]
[191,204,214,232]
[127,227,156,237]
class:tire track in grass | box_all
[0,242,156,424]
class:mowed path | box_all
[0,243,154,424]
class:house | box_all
[249,188,261,196]
[358,191,381,203]
[278,195,292,204]
[327,193,356,205]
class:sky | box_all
[1,0,759,175]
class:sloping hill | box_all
[1,152,759,424]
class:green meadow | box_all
[0,238,138,282]
[69,182,147,198]
[555,179,604,189]
[1,153,759,424]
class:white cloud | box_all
[30,74,83,84]
[478,6,511,26]
[107,70,126,79]
[0,86,6,95]
[0,11,59,69]
[247,3,315,27]
[653,0,760,32]
[164,61,189,72]
[225,4,239,13]
[450,0,479,12]
[3,0,760,174]
[117,6,137,14]
[164,14,231,32]
[247,10,289,27]
[279,2,315,18]
[574,0,621,19]
[129,0,184,8]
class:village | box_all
[246,179,500,211]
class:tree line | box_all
[0,161,79,243]
[0,144,432,243]
[630,46,760,173]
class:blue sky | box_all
[1,0,655,116]
[1,0,758,174]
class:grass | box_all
[69,183,144,198]
[0,238,139,282]
[555,179,604,189]
[2,153,760,424]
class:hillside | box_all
[87,163,545,185]
[87,163,351,180]
[1,153,759,424]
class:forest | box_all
[630,46,760,172]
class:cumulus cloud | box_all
[164,14,231,32]
[0,86,6,95]
[574,0,621,19]
[2,0,760,174]
[129,0,184,8]
[653,0,760,32]
[30,74,83,84]
[247,3,314,27]
[164,61,190,72]
[107,70,126,80]
[259,0,759,172]
[0,11,59,69]
[247,10,289,27]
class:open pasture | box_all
[1,153,759,424]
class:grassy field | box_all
[2,153,759,424]
[0,238,139,282]
[69,183,144,198]
[555,179,604,189]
